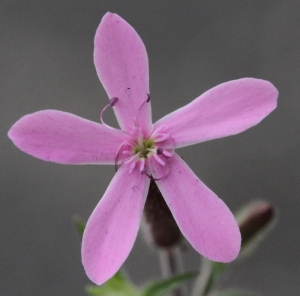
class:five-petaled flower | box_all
[8,12,278,285]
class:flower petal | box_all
[150,154,241,262]
[8,110,130,164]
[155,78,278,148]
[82,164,150,285]
[94,12,152,136]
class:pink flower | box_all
[8,13,278,285]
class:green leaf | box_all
[141,271,198,296]
[86,271,140,296]
[72,215,86,241]
[208,288,260,296]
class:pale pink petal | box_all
[94,12,152,136]
[150,154,241,262]
[8,110,130,164]
[155,78,278,148]
[82,164,150,285]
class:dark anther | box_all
[101,98,119,128]
[157,148,171,158]
[109,97,119,106]
[138,94,151,112]
[141,169,161,181]
[157,148,163,155]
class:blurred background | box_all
[1,1,299,295]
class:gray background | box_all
[1,1,299,295]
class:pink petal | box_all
[82,164,150,285]
[94,12,152,136]
[155,78,278,148]
[8,110,129,164]
[150,154,241,262]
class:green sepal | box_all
[208,288,260,296]
[86,271,140,296]
[141,271,198,296]
[72,215,86,241]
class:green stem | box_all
[192,259,213,296]
[159,248,187,296]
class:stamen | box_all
[110,97,119,106]
[153,153,166,166]
[147,148,157,154]
[124,153,140,164]
[129,161,136,173]
[141,167,170,181]
[138,93,151,111]
[150,126,166,138]
[157,148,172,158]
[100,97,119,129]
[122,150,132,156]
[134,94,151,128]
[154,133,170,143]
[156,148,163,155]
[115,140,132,172]
[140,158,145,172]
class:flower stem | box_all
[159,247,187,296]
[143,180,186,295]
[191,258,212,296]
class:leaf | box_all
[72,215,86,241]
[208,288,260,296]
[141,271,198,296]
[86,271,140,296]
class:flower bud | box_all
[142,180,182,249]
[236,201,275,256]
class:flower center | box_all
[104,94,174,179]
[133,139,155,159]
[115,126,174,179]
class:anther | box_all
[110,97,119,106]
[115,141,132,172]
[153,154,166,166]
[141,170,156,180]
[100,97,119,128]
[138,93,151,111]
[141,168,169,181]
[157,148,172,158]
[157,148,163,155]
